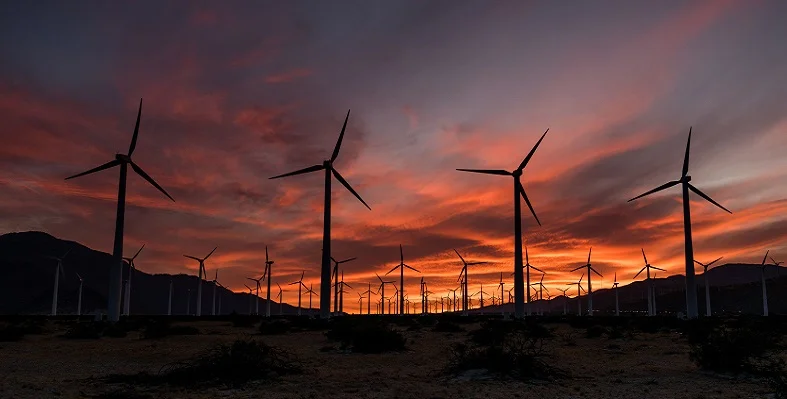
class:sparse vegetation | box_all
[259,319,290,335]
[325,319,406,353]
[585,325,606,338]
[689,323,782,374]
[433,319,464,332]
[0,319,45,341]
[140,320,199,339]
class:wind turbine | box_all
[305,283,317,316]
[531,273,549,315]
[45,249,70,316]
[612,273,620,316]
[497,272,506,315]
[360,282,373,315]
[76,273,84,316]
[557,287,570,315]
[523,247,544,315]
[634,249,665,316]
[186,288,192,315]
[693,256,723,317]
[454,249,488,315]
[288,271,306,316]
[357,292,365,315]
[247,274,263,315]
[336,271,353,314]
[331,256,356,315]
[276,283,283,315]
[758,251,777,316]
[122,244,144,316]
[567,274,587,315]
[570,248,601,315]
[269,110,371,318]
[211,269,220,316]
[627,128,732,319]
[473,284,490,315]
[65,99,175,322]
[376,273,395,315]
[385,245,420,316]
[456,128,549,318]
[263,246,274,317]
[183,247,218,317]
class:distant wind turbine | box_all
[759,251,775,316]
[523,247,544,316]
[385,245,420,316]
[183,246,218,317]
[331,256,356,315]
[567,274,587,315]
[244,284,254,315]
[288,271,306,316]
[376,273,395,315]
[612,273,620,316]
[305,283,317,316]
[634,249,665,316]
[570,248,601,315]
[454,249,488,315]
[76,273,84,316]
[65,99,175,322]
[122,244,144,316]
[247,274,263,315]
[45,249,70,316]
[276,283,283,315]
[336,271,353,314]
[557,287,570,315]
[693,256,723,317]
[269,110,371,318]
[360,282,373,315]
[628,128,732,319]
[456,128,549,318]
[263,246,274,317]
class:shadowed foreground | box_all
[0,315,784,398]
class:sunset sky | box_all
[1,1,786,313]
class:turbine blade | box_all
[128,98,143,156]
[628,180,680,202]
[344,283,353,289]
[454,249,466,264]
[688,184,731,214]
[517,128,549,171]
[204,247,218,260]
[385,265,399,275]
[762,250,770,265]
[331,109,351,162]
[65,159,121,180]
[591,268,603,278]
[269,164,324,180]
[376,273,384,282]
[651,266,666,272]
[634,267,646,279]
[405,264,420,273]
[570,265,584,272]
[184,255,200,261]
[456,168,511,176]
[332,168,371,210]
[339,257,357,263]
[467,261,489,265]
[530,265,544,274]
[587,247,592,264]
[132,244,145,260]
[641,248,648,265]
[707,256,723,266]
[682,127,691,177]
[693,260,705,267]
[518,181,541,226]
[130,161,175,201]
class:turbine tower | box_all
[65,99,175,322]
[385,245,420,316]
[76,273,84,316]
[263,247,274,317]
[628,128,732,319]
[634,249,665,316]
[45,249,70,316]
[247,275,263,315]
[693,256,722,317]
[454,249,488,315]
[612,273,620,316]
[456,128,549,318]
[288,271,306,316]
[269,110,371,318]
[567,274,587,315]
[376,273,395,315]
[524,247,544,316]
[183,247,217,317]
[305,283,317,316]
[122,244,144,316]
[331,255,357,315]
[570,248,601,315]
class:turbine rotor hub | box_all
[323,160,332,167]
[116,154,131,162]
[683,175,692,183]
[512,169,522,177]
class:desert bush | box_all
[433,319,464,333]
[62,322,104,339]
[259,319,290,335]
[559,330,577,347]
[325,319,406,353]
[585,325,607,338]
[0,324,27,342]
[288,316,330,332]
[104,339,301,387]
[141,320,199,339]
[448,330,559,381]
[230,314,257,328]
[689,324,781,374]
[606,326,627,340]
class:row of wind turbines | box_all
[60,99,780,321]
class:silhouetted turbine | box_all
[693,256,722,317]
[183,246,217,317]
[385,245,420,316]
[65,99,174,322]
[570,248,601,315]
[456,129,549,318]
[269,110,370,318]
[627,128,731,319]
[634,249,665,316]
[122,244,145,316]
[454,249,488,315]
[331,255,356,315]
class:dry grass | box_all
[0,317,780,398]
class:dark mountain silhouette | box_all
[0,231,311,316]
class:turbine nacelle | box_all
[115,154,132,163]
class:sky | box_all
[1,0,786,314]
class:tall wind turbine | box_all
[122,244,144,316]
[627,128,732,319]
[289,271,306,316]
[759,251,774,316]
[376,273,395,315]
[612,273,620,316]
[269,110,371,318]
[634,249,665,316]
[385,245,420,316]
[46,249,70,316]
[76,273,84,316]
[567,274,587,315]
[263,247,274,317]
[65,99,175,322]
[693,256,723,317]
[570,248,601,315]
[331,256,356,315]
[183,247,217,317]
[457,128,549,318]
[454,249,488,315]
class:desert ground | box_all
[0,315,783,399]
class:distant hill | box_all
[0,231,312,316]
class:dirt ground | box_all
[0,318,778,399]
